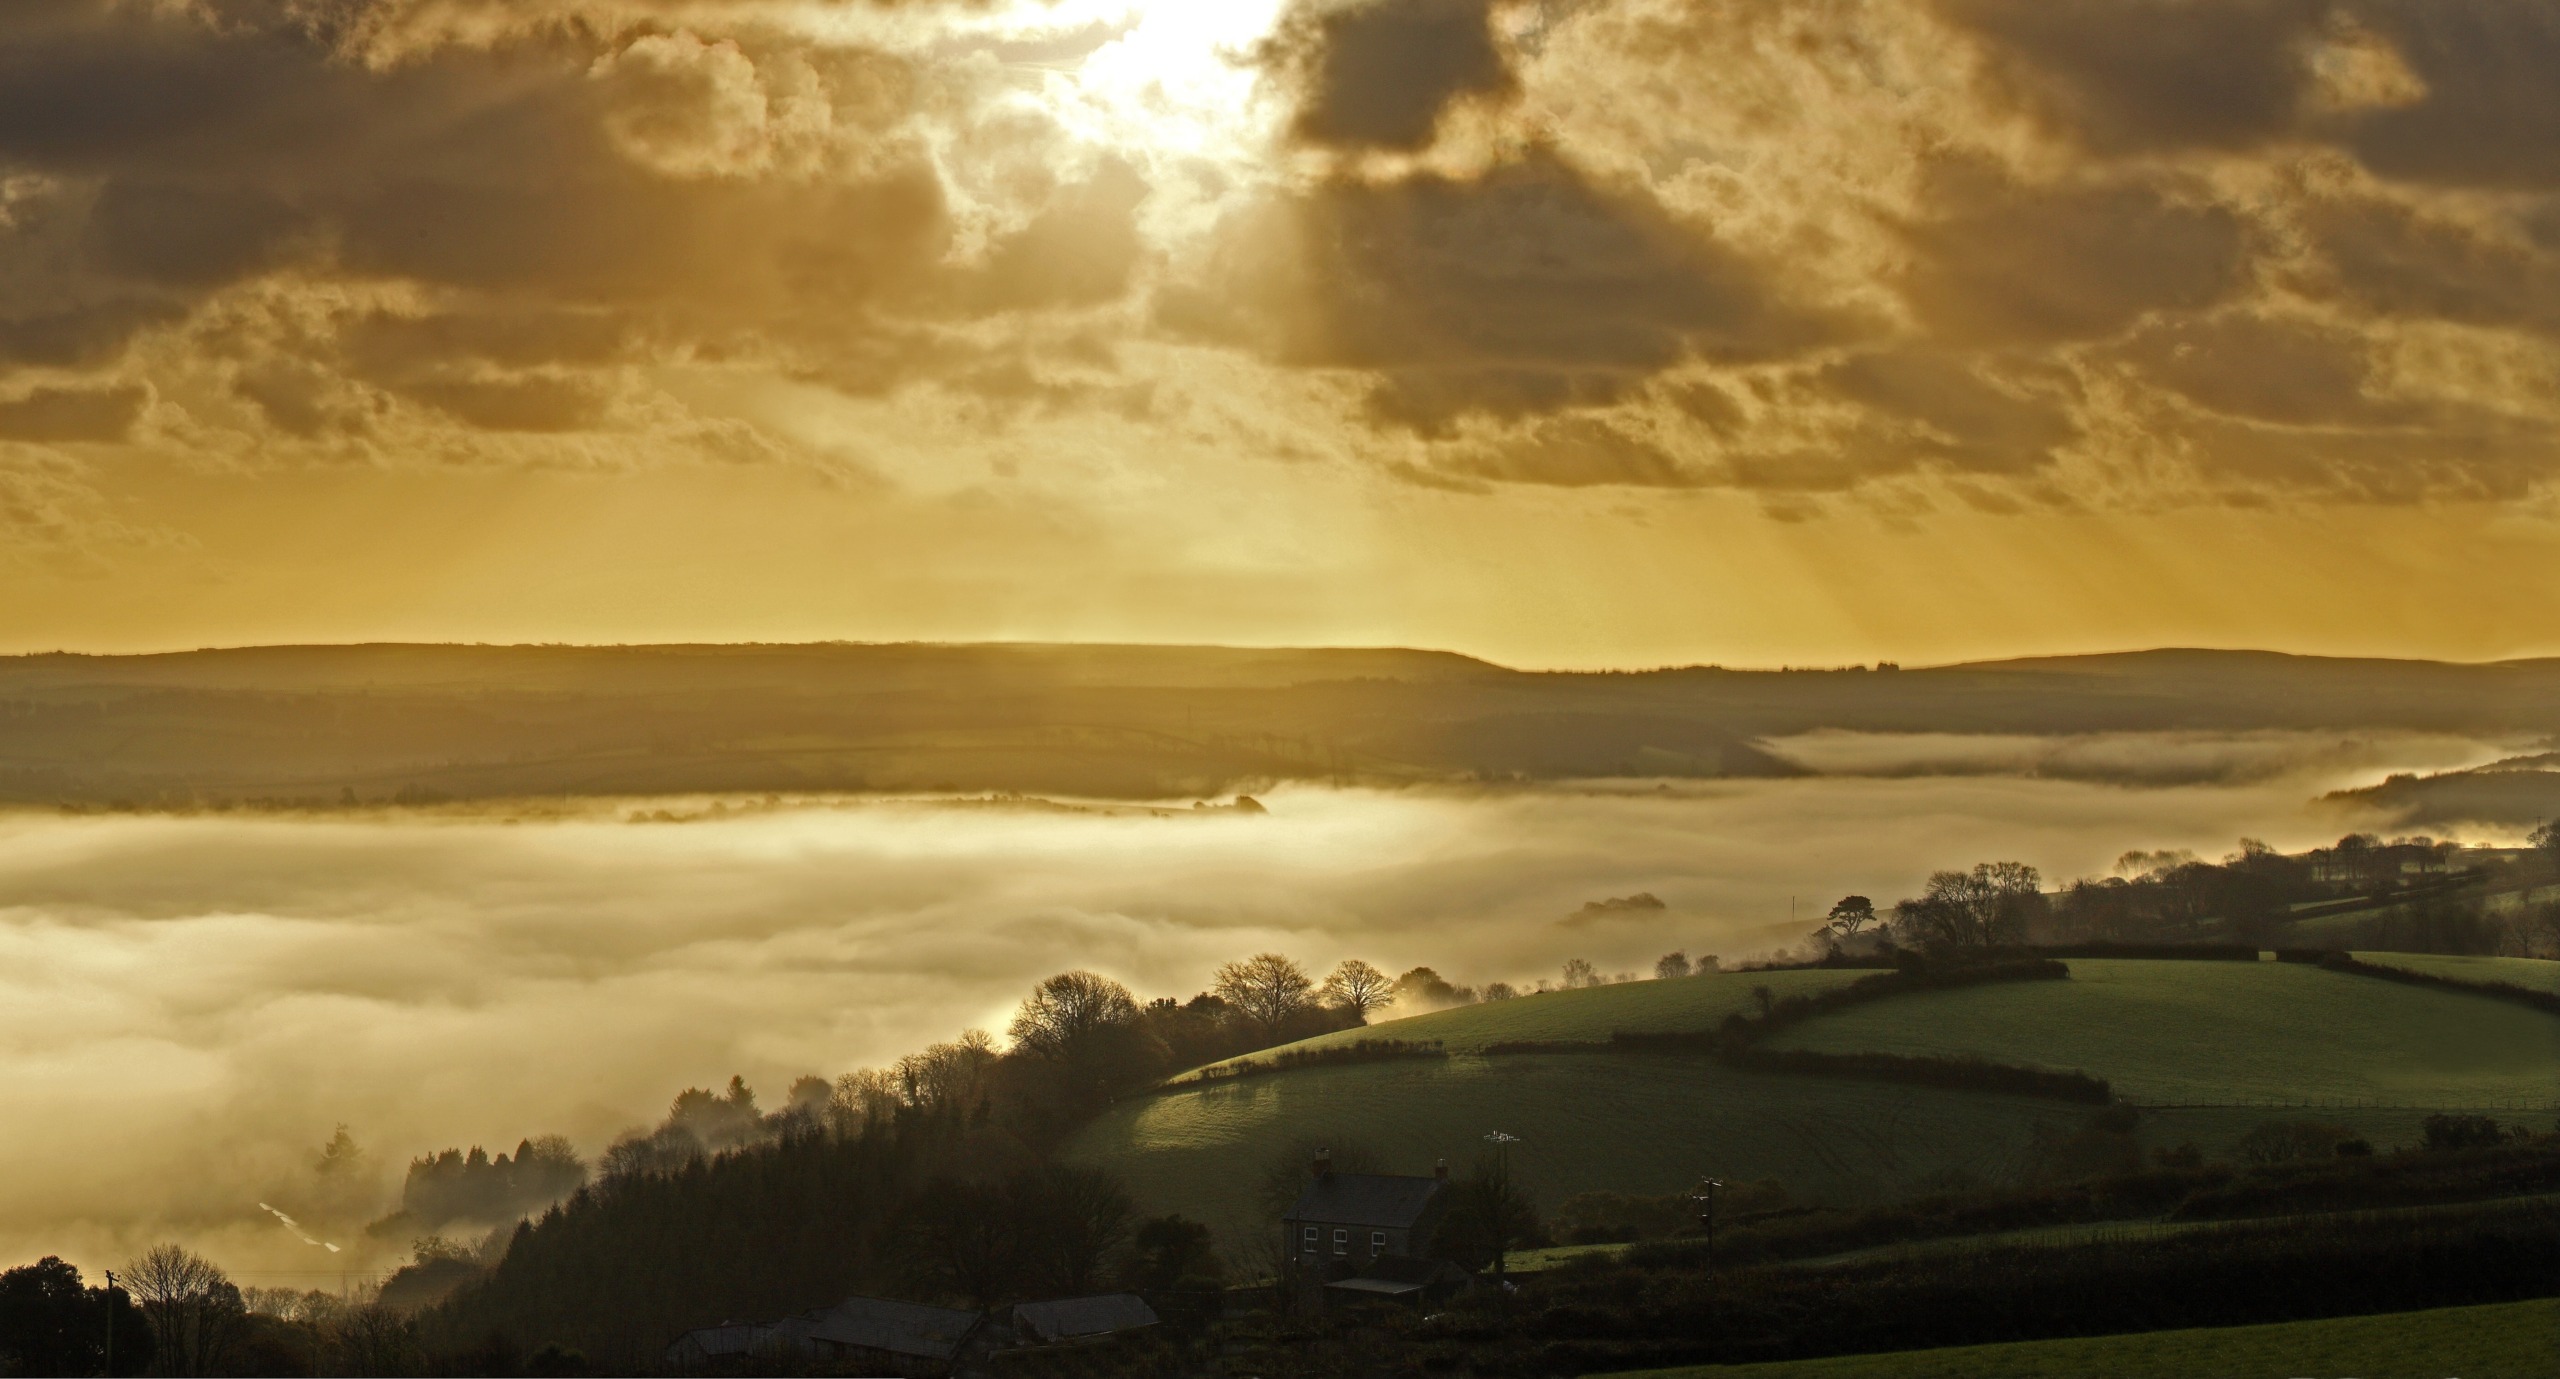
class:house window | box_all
[1301,1225,1317,1250]
[1370,1231,1387,1255]
[1332,1228,1348,1255]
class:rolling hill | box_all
[1067,961,2560,1252]
[3,643,2556,803]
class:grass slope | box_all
[1198,969,1870,1070]
[1763,959,2560,1107]
[1606,1296,2560,1379]
[2354,952,2560,996]
[1073,1055,2096,1250]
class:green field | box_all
[1762,959,2560,1107]
[1604,1296,2560,1378]
[1076,960,2559,1253]
[1075,1054,2098,1248]
[1193,968,1871,1071]
[2355,952,2560,995]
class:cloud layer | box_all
[0,0,2555,556]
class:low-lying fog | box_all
[0,729,2525,1281]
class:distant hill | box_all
[2,643,2555,804]
[2323,758,2560,830]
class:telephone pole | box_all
[1692,1178,1725,1279]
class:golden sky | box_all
[2,0,2556,666]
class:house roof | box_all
[1010,1294,1159,1344]
[806,1296,984,1359]
[1286,1171,1445,1229]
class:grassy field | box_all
[1762,959,2560,1107]
[1192,968,1871,1071]
[1077,960,2555,1250]
[2353,951,2560,995]
[1604,1296,2560,1378]
[1073,1053,2099,1248]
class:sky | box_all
[2,0,2558,666]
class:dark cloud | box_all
[1814,350,2079,474]
[2114,312,2379,426]
[1941,0,2560,190]
[1268,0,1517,152]
[1898,162,2252,345]
[0,1,1127,444]
[2299,195,2560,338]
[0,383,147,443]
[1934,0,2326,154]
[1170,149,1831,433]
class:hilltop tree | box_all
[1824,895,1878,937]
[1654,951,1691,980]
[1893,862,2044,954]
[1007,971,1141,1057]
[1318,959,1395,1021]
[1560,958,1599,989]
[2533,820,2559,867]
[1214,954,1315,1038]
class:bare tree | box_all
[1214,954,1315,1038]
[1560,957,1598,989]
[1654,951,1692,980]
[122,1244,245,1377]
[1892,863,2043,953]
[1318,959,1394,1021]
[1007,972,1140,1056]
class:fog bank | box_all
[0,746,2482,1279]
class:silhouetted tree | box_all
[122,1245,243,1377]
[1825,895,1879,937]
[1122,1215,1223,1293]
[1893,863,2044,954]
[1007,971,1142,1057]
[1318,959,1395,1021]
[1214,954,1315,1039]
[1653,951,1692,980]
[0,1257,151,1377]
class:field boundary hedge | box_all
[1721,1048,2112,1103]
[1168,1038,1446,1086]
[2313,953,2560,1017]
[2027,942,2259,961]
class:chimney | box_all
[1313,1148,1333,1178]
[1434,1158,1449,1181]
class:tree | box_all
[1438,1148,1541,1277]
[1559,957,1599,989]
[1,1256,149,1377]
[1007,971,1140,1057]
[1824,895,1878,937]
[1892,862,2043,954]
[1390,966,1469,1010]
[1318,959,1394,1021]
[1214,954,1315,1039]
[1122,1215,1224,1293]
[2533,820,2560,867]
[1653,951,1691,980]
[122,1245,244,1377]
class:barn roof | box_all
[1286,1172,1445,1229]
[806,1296,984,1359]
[1010,1293,1159,1344]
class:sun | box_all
[1028,0,1295,165]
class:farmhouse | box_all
[1282,1150,1450,1278]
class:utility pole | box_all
[102,1269,115,1378]
[1483,1131,1522,1281]
[1692,1178,1724,1279]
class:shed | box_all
[1008,1293,1160,1346]
[805,1296,987,1375]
